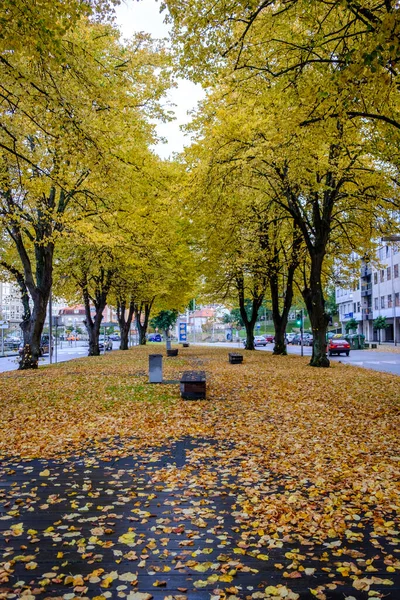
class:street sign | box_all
[179,322,187,342]
[0,323,9,329]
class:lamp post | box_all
[382,236,400,346]
[49,288,53,364]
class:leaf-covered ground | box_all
[0,346,399,600]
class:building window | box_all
[353,302,356,313]
[396,293,400,307]
[357,302,360,312]
[394,264,399,278]
[374,297,378,310]
[381,296,385,309]
[386,245,390,258]
[380,270,385,282]
[374,272,378,285]
[387,267,391,281]
[388,294,393,308]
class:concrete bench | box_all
[180,370,206,400]
[167,348,178,357]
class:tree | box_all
[373,315,389,345]
[164,0,400,135]
[182,73,396,365]
[150,310,179,341]
[345,318,359,333]
[0,20,173,368]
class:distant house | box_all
[58,304,118,329]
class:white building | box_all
[335,243,400,343]
[0,280,24,325]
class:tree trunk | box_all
[19,292,48,369]
[87,320,102,356]
[17,245,53,370]
[236,275,263,351]
[270,230,300,356]
[303,253,330,367]
[243,319,256,350]
[270,274,289,357]
[120,324,129,350]
[135,300,153,346]
[117,298,135,351]
[82,287,105,356]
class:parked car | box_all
[303,334,314,346]
[109,333,120,341]
[40,334,54,355]
[286,333,296,344]
[67,334,79,341]
[243,336,268,347]
[99,335,113,351]
[263,333,275,343]
[328,338,350,356]
[292,333,312,345]
[18,335,54,357]
[148,333,162,342]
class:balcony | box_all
[361,283,372,297]
[361,265,372,278]
[362,308,373,320]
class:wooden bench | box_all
[182,342,190,348]
[180,370,206,400]
[167,348,178,357]
[229,352,243,364]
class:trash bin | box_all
[345,334,358,349]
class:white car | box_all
[243,335,268,347]
[286,333,296,343]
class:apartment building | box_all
[336,243,400,343]
[0,280,24,324]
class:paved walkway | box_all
[1,436,399,599]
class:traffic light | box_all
[296,311,302,326]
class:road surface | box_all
[1,340,400,376]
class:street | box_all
[0,341,114,373]
[196,341,400,376]
[1,340,400,376]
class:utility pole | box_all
[49,289,53,364]
[300,309,304,357]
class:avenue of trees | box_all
[1,0,399,369]
[165,0,400,366]
[0,0,194,368]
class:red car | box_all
[264,334,275,343]
[328,338,350,356]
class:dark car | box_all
[148,333,162,342]
[109,333,120,341]
[328,338,350,356]
[18,335,54,357]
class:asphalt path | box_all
[1,340,400,376]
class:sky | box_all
[114,0,205,158]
